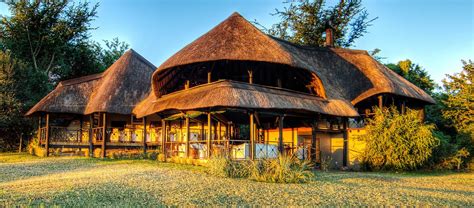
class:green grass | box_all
[0,153,473,206]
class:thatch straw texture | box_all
[133,80,359,118]
[152,12,434,106]
[25,74,102,116]
[26,49,156,116]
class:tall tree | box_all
[442,60,474,136]
[385,59,436,95]
[0,0,99,83]
[0,0,128,151]
[258,0,377,47]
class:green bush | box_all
[206,155,314,183]
[206,156,250,178]
[359,106,438,171]
[249,155,314,183]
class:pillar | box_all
[89,115,93,157]
[378,95,383,109]
[101,113,107,158]
[311,121,317,162]
[249,113,255,160]
[207,71,212,83]
[342,118,348,167]
[161,119,166,159]
[45,113,50,157]
[185,116,190,158]
[143,116,147,154]
[278,115,284,155]
[207,113,212,158]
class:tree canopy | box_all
[0,0,128,151]
[385,59,436,95]
[442,60,474,136]
[259,0,377,47]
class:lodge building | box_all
[26,12,434,168]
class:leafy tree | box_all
[0,0,128,151]
[258,0,377,47]
[385,59,436,95]
[0,51,37,151]
[0,0,99,83]
[442,60,474,136]
[359,106,438,171]
[98,37,129,71]
[441,60,474,159]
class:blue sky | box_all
[1,0,473,85]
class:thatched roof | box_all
[84,49,156,114]
[26,49,156,116]
[25,73,102,116]
[133,80,359,118]
[151,12,434,106]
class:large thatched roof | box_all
[133,80,359,118]
[26,49,156,116]
[151,12,434,106]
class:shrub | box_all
[157,153,166,162]
[206,156,250,178]
[249,155,314,183]
[359,106,438,171]
[320,156,332,171]
[436,148,470,170]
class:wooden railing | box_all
[49,127,88,143]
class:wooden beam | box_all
[185,116,190,158]
[342,118,348,167]
[37,116,41,145]
[101,113,107,159]
[278,115,284,155]
[89,115,93,157]
[161,119,166,159]
[378,95,383,109]
[207,113,212,158]
[217,121,221,143]
[249,113,255,160]
[143,116,147,154]
[79,116,83,143]
[45,113,50,157]
[311,121,317,162]
[248,69,253,84]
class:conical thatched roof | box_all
[26,49,156,116]
[133,80,358,118]
[84,49,156,114]
[151,12,434,106]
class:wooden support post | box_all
[89,115,93,157]
[79,117,83,143]
[311,121,317,162]
[101,113,107,158]
[278,115,284,155]
[207,113,212,158]
[37,116,42,145]
[185,116,190,158]
[45,113,50,157]
[401,100,406,114]
[378,95,383,109]
[342,118,348,167]
[161,119,166,159]
[217,121,221,143]
[143,116,147,154]
[248,69,253,84]
[18,133,23,153]
[277,78,282,88]
[185,80,190,90]
[207,71,212,83]
[249,113,255,160]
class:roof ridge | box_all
[59,73,103,87]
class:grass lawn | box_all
[0,153,473,206]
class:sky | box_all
[0,0,473,85]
